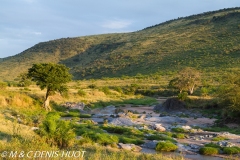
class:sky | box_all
[0,0,240,58]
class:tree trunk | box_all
[44,89,52,111]
[189,85,195,95]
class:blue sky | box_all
[0,0,240,58]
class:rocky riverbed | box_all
[62,98,240,159]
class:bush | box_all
[212,136,228,141]
[155,141,178,152]
[0,82,7,90]
[223,147,240,155]
[172,133,185,139]
[113,86,123,93]
[199,147,218,155]
[100,86,111,95]
[37,112,76,149]
[88,84,97,89]
[77,89,86,96]
[177,92,188,101]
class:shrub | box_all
[113,86,123,93]
[199,147,218,155]
[223,147,240,155]
[88,84,97,89]
[37,112,76,149]
[0,82,7,90]
[155,141,178,152]
[177,92,188,101]
[77,89,86,96]
[172,133,185,139]
[100,86,111,95]
[212,136,228,141]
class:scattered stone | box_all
[76,136,83,140]
[154,124,166,132]
[141,141,158,149]
[31,127,39,130]
[62,102,85,110]
[217,141,235,147]
[118,143,142,152]
[109,117,135,126]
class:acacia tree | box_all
[169,67,201,95]
[27,63,72,111]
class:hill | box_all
[0,7,240,81]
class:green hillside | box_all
[0,7,240,81]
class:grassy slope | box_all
[0,7,240,81]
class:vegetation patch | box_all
[212,136,228,141]
[172,133,185,139]
[223,147,240,155]
[146,134,177,143]
[155,141,178,152]
[199,147,219,155]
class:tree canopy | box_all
[27,63,72,110]
[169,67,201,95]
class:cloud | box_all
[33,32,42,35]
[101,19,132,29]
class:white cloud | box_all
[101,19,132,29]
[33,32,42,35]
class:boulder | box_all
[154,124,166,132]
[156,98,185,113]
[62,102,85,110]
[141,141,158,149]
[118,143,142,152]
[109,117,135,126]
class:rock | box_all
[31,127,39,130]
[62,102,85,110]
[118,143,142,152]
[176,125,191,130]
[217,141,235,147]
[109,117,135,126]
[153,104,163,111]
[146,116,187,124]
[158,98,186,113]
[189,144,200,150]
[117,112,126,117]
[141,141,158,149]
[154,124,166,132]
[139,115,146,119]
[76,136,83,140]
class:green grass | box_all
[212,136,228,141]
[155,141,178,152]
[223,147,240,155]
[146,134,177,143]
[199,147,219,155]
